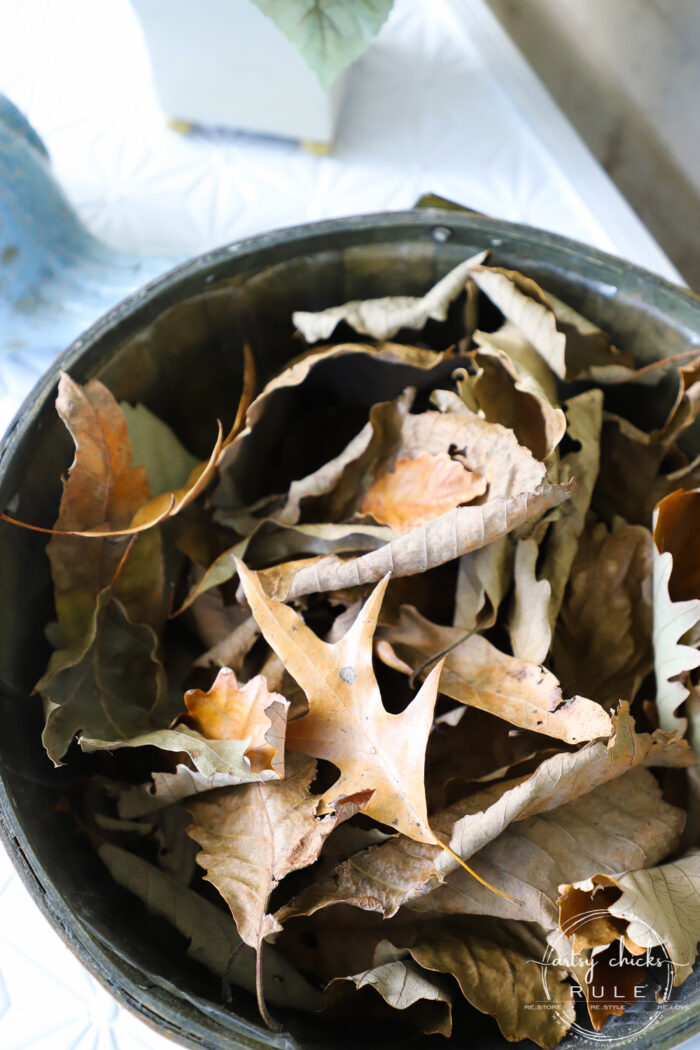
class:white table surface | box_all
[0,1,695,1048]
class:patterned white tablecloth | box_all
[0,1,695,1048]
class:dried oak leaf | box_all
[292,253,486,342]
[237,562,441,843]
[509,537,552,665]
[84,674,290,817]
[459,337,566,461]
[553,517,654,707]
[278,704,691,923]
[652,493,700,733]
[181,667,288,774]
[376,604,611,743]
[360,452,486,533]
[558,850,700,988]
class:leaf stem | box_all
[255,941,282,1032]
[408,628,475,690]
[437,839,522,906]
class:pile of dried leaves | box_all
[14,255,700,1047]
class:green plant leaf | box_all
[249,0,395,90]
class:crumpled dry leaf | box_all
[553,517,654,707]
[186,752,370,1021]
[46,373,165,646]
[98,843,323,1010]
[471,266,634,381]
[9,349,254,542]
[472,322,560,404]
[458,339,566,461]
[538,389,604,628]
[376,605,611,743]
[215,341,460,511]
[193,614,260,671]
[399,410,546,499]
[509,537,552,664]
[292,253,486,342]
[395,917,574,1050]
[407,767,684,929]
[278,705,690,924]
[453,536,513,633]
[238,563,441,842]
[83,682,290,816]
[360,452,486,532]
[180,667,289,774]
[177,520,394,612]
[326,955,452,1037]
[653,553,700,733]
[38,590,168,765]
[268,482,576,600]
[557,850,700,987]
[126,343,255,530]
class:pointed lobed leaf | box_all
[238,561,440,843]
[653,545,700,733]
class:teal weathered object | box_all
[0,204,699,1050]
[0,94,176,358]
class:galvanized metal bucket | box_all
[1,210,699,1050]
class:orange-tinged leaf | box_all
[183,667,288,775]
[45,373,165,645]
[654,487,700,602]
[360,453,486,533]
[2,345,255,539]
[237,561,440,844]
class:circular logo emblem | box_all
[537,908,675,1043]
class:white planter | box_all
[131,0,346,146]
